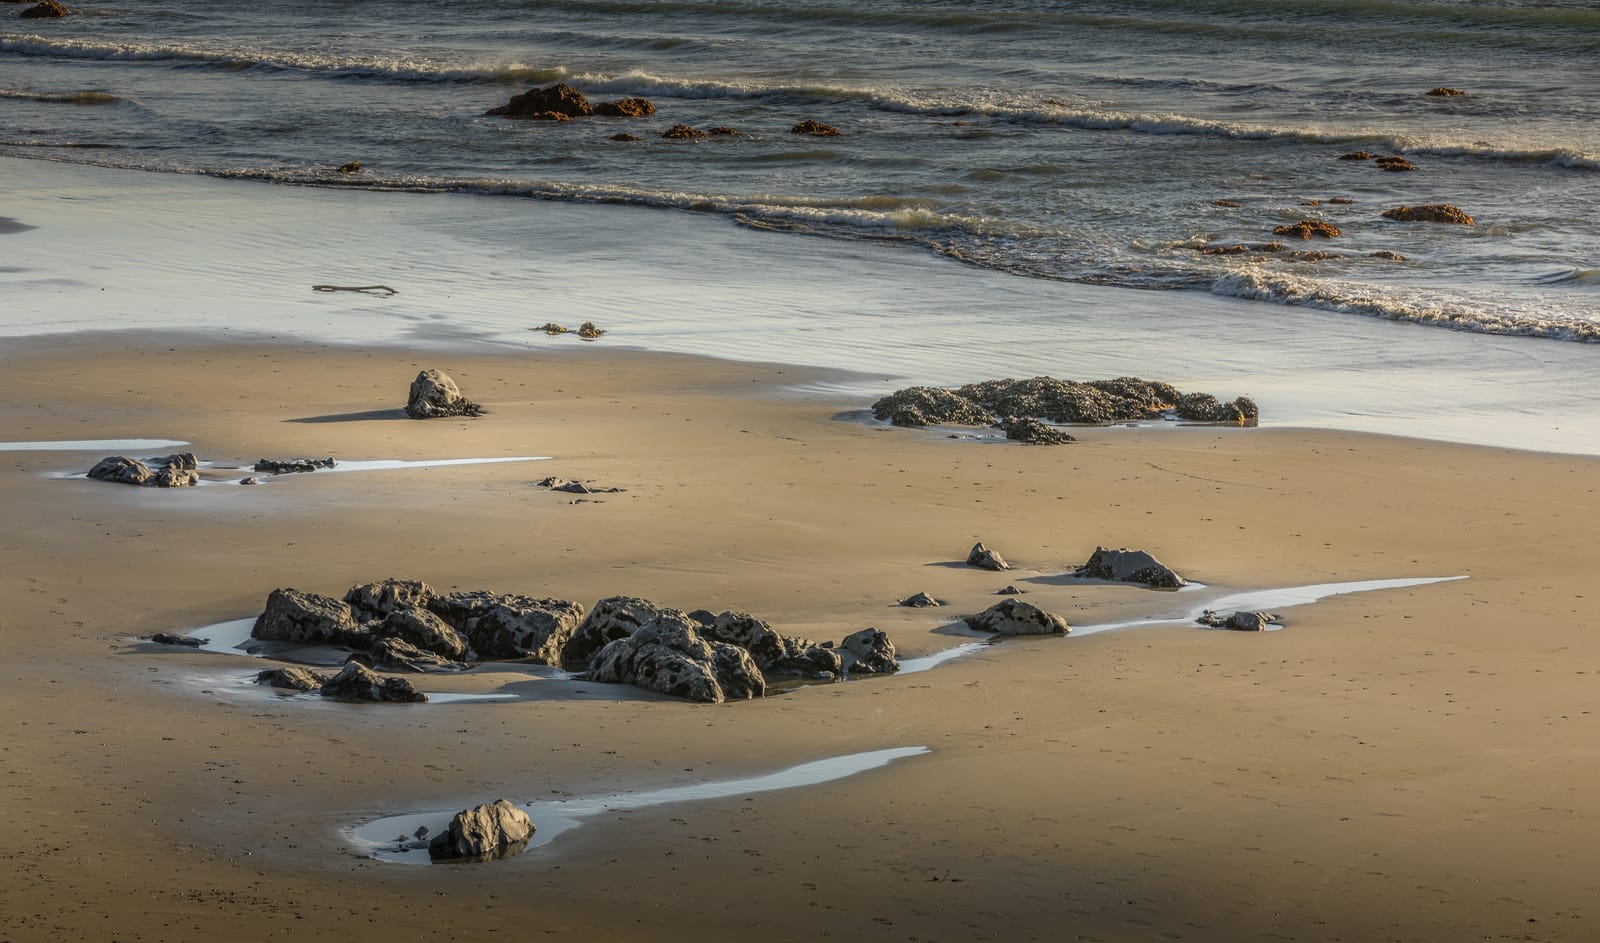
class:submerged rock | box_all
[662,123,708,140]
[576,321,607,339]
[965,599,1070,636]
[1381,203,1475,225]
[255,666,330,692]
[405,368,484,419]
[593,97,655,117]
[429,799,535,861]
[609,132,642,142]
[1338,151,1373,161]
[1074,547,1187,589]
[1425,86,1465,96]
[1375,155,1416,172]
[966,542,1011,571]
[486,83,593,119]
[1272,220,1341,240]
[251,588,365,646]
[791,119,841,136]
[20,1,71,17]
[320,662,428,702]
[1369,250,1408,261]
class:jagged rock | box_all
[1074,547,1187,589]
[609,133,642,142]
[1338,151,1372,161]
[253,457,335,474]
[963,376,1182,423]
[561,595,663,670]
[587,610,764,703]
[319,662,427,702]
[1175,393,1258,423]
[405,368,483,419]
[1200,242,1281,255]
[350,637,463,673]
[898,592,943,608]
[1375,155,1416,172]
[430,592,585,663]
[251,588,365,645]
[372,607,471,660]
[344,579,437,622]
[995,585,1025,595]
[1273,220,1341,239]
[149,632,203,647]
[535,476,623,495]
[255,666,329,691]
[1426,87,1465,96]
[662,124,708,139]
[966,542,1011,571]
[593,97,655,117]
[701,611,836,677]
[965,599,1070,636]
[1369,250,1407,261]
[1381,204,1475,225]
[429,799,535,861]
[1197,610,1280,631]
[1000,416,1075,445]
[486,83,593,119]
[791,119,841,136]
[870,386,992,427]
[839,627,898,675]
[87,453,199,488]
[20,0,70,16]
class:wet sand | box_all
[2,333,1598,942]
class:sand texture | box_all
[2,333,1597,942]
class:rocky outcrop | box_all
[838,627,898,675]
[20,1,70,16]
[1369,250,1407,261]
[961,376,1183,424]
[87,453,199,488]
[1197,610,1280,631]
[1426,87,1465,97]
[587,610,764,703]
[405,368,484,419]
[1273,220,1341,239]
[372,607,471,661]
[319,662,427,702]
[871,386,994,427]
[254,666,329,691]
[430,592,585,663]
[1074,547,1187,589]
[966,542,1011,571]
[1375,155,1416,172]
[791,119,841,136]
[1176,392,1258,423]
[429,799,535,861]
[1381,204,1475,225]
[702,611,840,679]
[251,588,365,646]
[351,637,463,673]
[487,83,593,119]
[344,578,437,622]
[1000,416,1075,444]
[898,591,943,608]
[662,124,708,140]
[254,457,335,474]
[560,596,665,671]
[593,97,655,117]
[964,599,1069,636]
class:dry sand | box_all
[2,332,1597,942]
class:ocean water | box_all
[3,0,1598,342]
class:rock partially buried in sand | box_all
[149,632,204,648]
[874,376,1258,430]
[319,662,428,703]
[252,587,365,646]
[1381,204,1475,225]
[405,368,484,419]
[872,386,994,428]
[87,453,199,488]
[1074,547,1187,589]
[966,542,1011,571]
[839,627,898,675]
[965,599,1070,636]
[1197,610,1281,631]
[428,800,535,862]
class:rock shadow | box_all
[285,408,410,424]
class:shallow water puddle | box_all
[1,438,190,451]
[347,746,930,864]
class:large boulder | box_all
[344,578,437,622]
[486,83,593,119]
[587,611,765,703]
[405,369,483,419]
[319,662,427,702]
[251,588,365,645]
[431,592,584,663]
[88,455,154,486]
[1381,204,1474,225]
[372,607,471,661]
[1074,547,1187,589]
[428,799,535,861]
[560,595,663,670]
[965,599,1069,636]
[870,387,992,427]
[839,627,898,675]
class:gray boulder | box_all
[372,607,471,661]
[587,611,765,703]
[253,457,336,474]
[319,662,427,702]
[431,592,584,663]
[344,578,437,622]
[1197,610,1280,632]
[898,592,943,608]
[966,542,1011,571]
[839,627,898,675]
[405,368,483,419]
[87,452,199,488]
[254,666,330,691]
[965,599,1070,635]
[251,588,365,646]
[703,611,840,679]
[560,595,663,670]
[1075,547,1187,589]
[428,799,535,861]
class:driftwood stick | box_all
[311,284,398,296]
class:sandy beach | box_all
[3,328,1597,942]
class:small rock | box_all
[1375,155,1416,172]
[966,542,1011,571]
[149,633,203,647]
[791,119,841,137]
[20,0,71,17]
[486,83,593,119]
[1337,151,1373,161]
[255,666,330,692]
[1209,199,1243,207]
[995,585,1025,595]
[337,161,361,174]
[1272,220,1341,240]
[1381,203,1475,225]
[1425,86,1465,97]
[1074,547,1187,589]
[1197,610,1280,631]
[537,322,573,334]
[965,599,1070,636]
[1000,416,1075,445]
[839,627,898,675]
[239,476,260,485]
[898,592,943,608]
[662,124,708,140]
[593,97,655,117]
[319,662,428,703]
[254,457,335,474]
[405,368,483,419]
[609,133,641,142]
[706,126,739,136]
[1368,250,1407,261]
[576,321,606,339]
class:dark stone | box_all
[1074,547,1187,589]
[561,595,663,670]
[1196,610,1280,631]
[337,161,361,174]
[344,578,437,622]
[593,97,655,117]
[587,610,765,703]
[1338,151,1373,160]
[1273,220,1341,239]
[372,607,471,661]
[405,368,483,419]
[254,666,329,692]
[350,637,464,673]
[20,0,70,16]
[791,119,841,137]
[662,123,708,139]
[428,800,534,861]
[838,627,898,675]
[1375,155,1416,172]
[1175,393,1258,423]
[898,592,943,608]
[1426,87,1465,96]
[1381,204,1474,225]
[576,322,606,339]
[253,457,335,474]
[486,83,593,119]
[960,376,1179,424]
[430,592,584,664]
[995,585,1025,595]
[87,453,199,488]
[319,662,427,702]
[149,632,203,647]
[966,542,1011,571]
[705,126,739,136]
[1369,250,1407,261]
[1000,416,1075,444]
[965,599,1070,636]
[609,133,642,142]
[251,588,365,646]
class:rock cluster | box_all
[247,580,899,704]
[255,663,427,702]
[1374,155,1416,172]
[1381,204,1475,225]
[254,457,336,474]
[405,368,483,419]
[662,123,708,140]
[87,452,200,488]
[1074,547,1187,589]
[872,376,1257,429]
[1426,87,1465,97]
[1273,220,1341,240]
[429,800,535,861]
[486,83,654,121]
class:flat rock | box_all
[350,637,464,673]
[254,457,335,474]
[1197,610,1280,631]
[87,452,199,488]
[149,632,203,647]
[965,599,1069,636]
[1075,547,1187,588]
[428,799,535,861]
